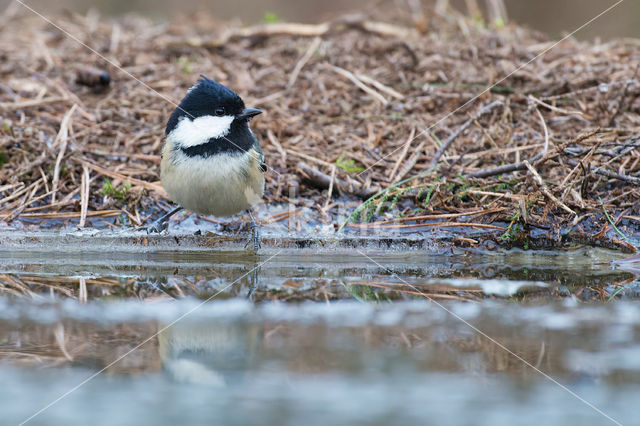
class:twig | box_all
[567,159,640,186]
[3,181,41,222]
[324,165,337,210]
[78,277,87,303]
[608,65,640,126]
[163,19,415,49]
[51,104,77,204]
[286,148,332,167]
[430,101,503,167]
[535,107,550,155]
[466,153,543,178]
[75,158,168,196]
[79,165,89,227]
[347,221,506,230]
[528,95,583,116]
[288,37,321,89]
[0,210,120,219]
[263,209,302,224]
[353,207,506,226]
[0,96,69,111]
[389,127,415,181]
[466,190,524,200]
[296,162,377,199]
[326,63,388,105]
[355,73,404,100]
[120,207,141,226]
[394,141,426,183]
[165,22,331,48]
[267,129,287,169]
[523,160,576,216]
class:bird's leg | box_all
[244,210,261,253]
[246,261,260,300]
[139,207,183,234]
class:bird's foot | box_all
[137,207,183,234]
[137,218,169,234]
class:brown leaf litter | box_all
[0,3,639,250]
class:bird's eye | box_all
[214,107,225,116]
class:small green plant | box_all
[177,56,194,74]
[600,198,632,243]
[339,166,440,231]
[454,177,472,200]
[499,210,521,241]
[493,17,505,29]
[335,152,364,173]
[491,182,511,191]
[0,149,7,168]
[1,122,12,136]
[101,179,131,200]
[418,185,434,208]
[263,12,279,23]
[471,14,486,28]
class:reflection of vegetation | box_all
[342,281,391,304]
[607,281,638,302]
[1,271,634,304]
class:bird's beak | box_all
[237,108,262,120]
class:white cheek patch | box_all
[169,114,234,148]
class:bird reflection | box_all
[158,319,261,386]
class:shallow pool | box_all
[1,237,638,425]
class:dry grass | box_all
[0,2,639,248]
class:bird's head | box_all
[166,75,262,149]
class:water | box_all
[1,234,639,425]
[2,300,640,425]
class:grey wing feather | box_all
[253,140,267,173]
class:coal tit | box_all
[145,76,266,252]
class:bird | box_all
[144,75,266,252]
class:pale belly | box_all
[161,149,264,217]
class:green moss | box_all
[101,179,131,200]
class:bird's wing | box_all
[253,141,267,173]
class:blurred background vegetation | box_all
[1,0,638,40]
